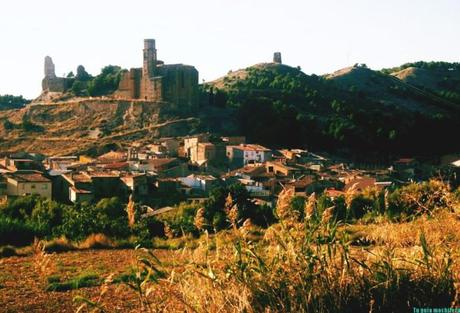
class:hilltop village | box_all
[1,39,459,211]
[1,132,459,210]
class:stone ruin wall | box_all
[116,68,142,99]
[114,39,198,107]
[42,56,68,93]
[160,65,198,107]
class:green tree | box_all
[71,80,88,96]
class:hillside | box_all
[0,99,199,156]
[385,61,460,105]
[207,62,460,159]
[325,65,457,112]
[1,61,460,159]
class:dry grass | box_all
[44,237,76,253]
[78,234,115,250]
[347,211,460,248]
[1,188,459,312]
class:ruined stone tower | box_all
[143,39,157,77]
[42,56,67,92]
[273,52,282,64]
[44,56,56,78]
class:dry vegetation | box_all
[1,185,459,312]
[0,100,197,155]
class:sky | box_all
[0,0,459,99]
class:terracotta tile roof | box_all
[225,165,266,178]
[232,144,271,152]
[101,162,129,170]
[88,171,120,178]
[63,172,92,183]
[344,177,376,192]
[266,161,300,171]
[6,172,50,183]
[290,176,315,188]
[145,158,177,167]
[97,151,127,162]
[325,188,345,198]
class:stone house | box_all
[61,172,94,203]
[285,176,315,197]
[134,158,181,173]
[69,187,93,203]
[184,134,210,160]
[4,171,52,199]
[265,160,302,177]
[178,174,219,193]
[120,173,149,198]
[62,171,127,203]
[196,143,216,163]
[226,144,272,168]
[223,165,273,198]
[45,156,79,171]
[0,156,43,172]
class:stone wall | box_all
[117,68,142,99]
[159,64,198,107]
[42,76,67,92]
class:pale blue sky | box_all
[0,0,459,98]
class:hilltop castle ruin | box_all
[40,39,199,106]
[115,39,198,105]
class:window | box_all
[42,185,48,190]
[31,184,36,189]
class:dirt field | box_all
[0,248,173,313]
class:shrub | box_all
[29,199,64,238]
[157,203,200,237]
[58,198,131,240]
[349,194,375,220]
[388,180,456,218]
[87,66,123,96]
[0,217,35,246]
[133,216,164,242]
[0,246,17,258]
[203,184,268,232]
[1,195,40,220]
